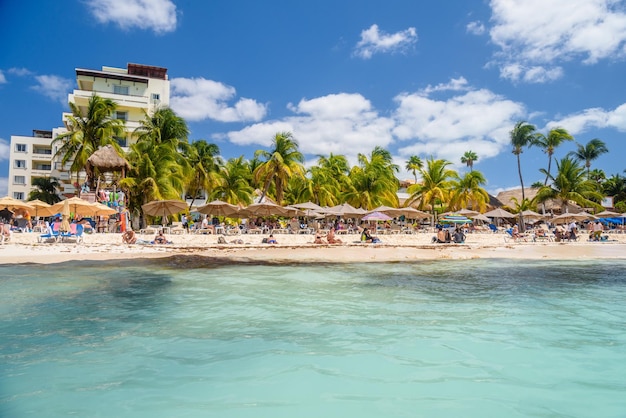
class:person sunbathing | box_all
[313,231,327,244]
[361,228,380,243]
[326,227,343,244]
[152,230,170,245]
[122,230,137,244]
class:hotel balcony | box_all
[71,89,150,110]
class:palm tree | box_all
[405,155,423,182]
[568,138,609,178]
[254,132,305,204]
[603,173,626,207]
[344,147,399,209]
[533,127,573,185]
[53,94,125,188]
[28,176,62,204]
[535,156,603,213]
[449,170,489,212]
[184,140,222,208]
[210,156,254,206]
[510,121,539,229]
[460,151,478,172]
[407,158,456,222]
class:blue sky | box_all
[2,0,626,197]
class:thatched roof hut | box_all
[495,187,580,214]
[86,145,130,179]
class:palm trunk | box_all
[516,155,526,231]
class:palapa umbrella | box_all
[142,200,188,224]
[551,211,596,224]
[196,200,240,217]
[238,201,292,218]
[595,210,621,218]
[457,208,480,217]
[324,202,364,218]
[290,201,323,211]
[0,196,34,211]
[483,208,516,218]
[471,213,490,222]
[60,200,71,233]
[90,202,118,216]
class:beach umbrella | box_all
[0,196,34,211]
[325,202,364,218]
[27,199,53,218]
[238,201,292,218]
[439,214,472,224]
[290,201,324,211]
[196,200,240,217]
[90,202,118,216]
[520,209,547,223]
[60,200,71,233]
[50,197,95,217]
[551,211,596,224]
[142,200,188,223]
[595,210,621,218]
[483,208,516,219]
[471,213,490,223]
[362,211,393,221]
[457,208,480,217]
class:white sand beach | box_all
[1,229,625,265]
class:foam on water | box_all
[1,258,625,417]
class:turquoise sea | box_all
[1,258,625,418]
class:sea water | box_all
[1,258,625,418]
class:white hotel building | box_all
[8,63,170,200]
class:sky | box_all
[2,0,626,197]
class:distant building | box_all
[8,63,169,200]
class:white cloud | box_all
[488,0,626,82]
[466,20,486,35]
[87,0,177,33]
[419,77,471,95]
[170,77,267,123]
[8,67,33,76]
[226,93,395,156]
[0,137,9,161]
[354,24,418,59]
[546,102,626,134]
[0,71,5,84]
[392,86,525,162]
[31,75,72,103]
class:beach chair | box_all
[38,225,59,243]
[488,223,499,233]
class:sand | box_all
[1,229,625,265]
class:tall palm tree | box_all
[602,173,626,207]
[533,127,573,185]
[535,156,603,213]
[254,132,305,204]
[407,158,456,222]
[460,151,478,172]
[210,156,254,206]
[28,176,62,204]
[568,138,609,178]
[449,170,489,212]
[53,94,125,188]
[184,140,222,208]
[510,121,539,229]
[344,147,399,209]
[405,155,423,182]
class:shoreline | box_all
[1,231,625,265]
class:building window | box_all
[115,111,128,121]
[14,160,26,169]
[114,136,127,147]
[113,85,129,95]
[14,176,26,185]
[151,93,160,101]
[13,192,24,200]
[16,143,27,152]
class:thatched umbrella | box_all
[86,145,130,191]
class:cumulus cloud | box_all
[0,71,6,84]
[31,75,72,103]
[8,67,33,76]
[488,0,626,83]
[354,24,418,59]
[225,93,395,156]
[466,20,486,35]
[170,77,267,123]
[419,77,471,95]
[0,137,9,161]
[392,83,526,162]
[546,102,626,134]
[87,0,177,33]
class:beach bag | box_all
[217,236,227,244]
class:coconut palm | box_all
[28,176,62,204]
[254,132,305,204]
[535,156,603,213]
[407,158,456,222]
[209,156,254,206]
[405,155,423,182]
[344,147,399,209]
[184,140,222,208]
[568,138,609,178]
[510,121,539,229]
[533,127,573,185]
[460,151,478,172]
[449,170,489,212]
[53,94,125,187]
[603,173,626,206]
[288,165,341,207]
